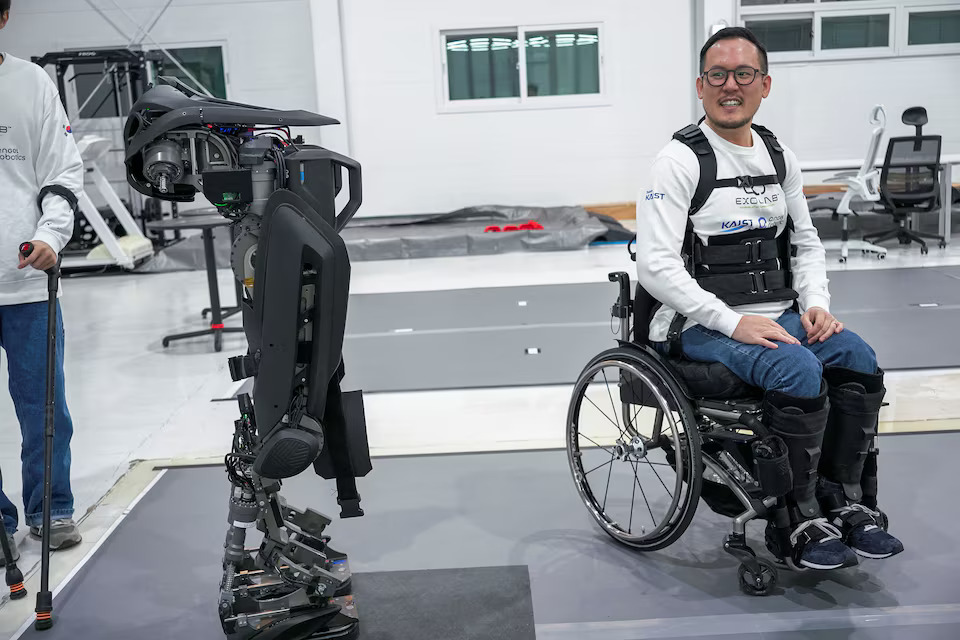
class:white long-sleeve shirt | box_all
[0,53,84,305]
[635,122,830,343]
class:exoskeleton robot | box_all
[124,79,372,640]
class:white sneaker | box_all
[30,518,82,550]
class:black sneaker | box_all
[833,504,903,559]
[767,518,858,570]
[818,478,903,559]
[0,532,19,566]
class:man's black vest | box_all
[663,122,799,354]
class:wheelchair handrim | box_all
[566,354,699,546]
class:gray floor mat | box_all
[13,433,960,639]
[662,628,958,640]
[932,265,960,280]
[339,267,960,392]
[15,476,535,640]
[838,307,960,370]
[827,267,960,309]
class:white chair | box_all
[818,105,888,263]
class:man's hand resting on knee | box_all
[732,315,801,349]
[802,307,844,344]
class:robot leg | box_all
[217,192,370,639]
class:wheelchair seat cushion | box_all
[663,357,761,400]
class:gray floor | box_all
[17,432,960,639]
[341,266,960,392]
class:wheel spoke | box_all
[631,458,657,525]
[578,433,615,456]
[651,408,665,442]
[601,368,625,435]
[583,455,616,477]
[645,458,674,499]
[601,451,616,511]
[583,394,627,440]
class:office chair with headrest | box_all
[862,107,946,255]
[820,105,888,262]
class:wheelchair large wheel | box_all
[567,346,702,551]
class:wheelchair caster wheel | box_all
[921,246,929,255]
[738,559,778,596]
[940,240,947,249]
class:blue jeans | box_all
[656,310,878,397]
[0,300,75,534]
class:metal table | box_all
[146,214,245,352]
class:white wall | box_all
[309,0,351,156]
[337,0,695,216]
[756,56,960,165]
[0,0,318,111]
[0,0,322,207]
[700,0,960,170]
[334,0,958,217]
[10,2,951,220]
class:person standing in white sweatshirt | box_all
[635,27,902,573]
[0,0,84,565]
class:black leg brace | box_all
[819,367,885,503]
[861,449,878,510]
[763,381,831,521]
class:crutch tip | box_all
[34,613,53,630]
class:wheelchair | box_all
[565,271,884,596]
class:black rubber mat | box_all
[350,567,535,640]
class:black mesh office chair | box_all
[862,107,946,255]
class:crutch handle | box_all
[19,242,61,279]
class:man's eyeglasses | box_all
[702,66,764,87]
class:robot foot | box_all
[220,547,358,640]
[221,586,358,640]
[229,599,358,640]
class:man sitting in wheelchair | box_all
[634,27,904,570]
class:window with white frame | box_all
[907,7,960,46]
[440,24,604,110]
[737,0,960,61]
